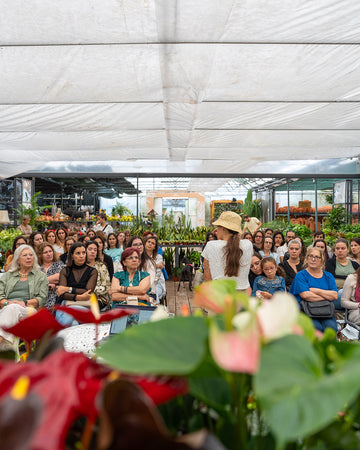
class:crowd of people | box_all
[0,215,167,350]
[201,212,360,334]
[0,210,360,350]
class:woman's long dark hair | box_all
[224,230,243,277]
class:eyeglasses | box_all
[132,243,143,247]
[308,255,321,260]
[126,256,139,260]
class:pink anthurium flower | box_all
[194,279,246,315]
[210,322,261,374]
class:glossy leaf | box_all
[97,316,208,375]
[255,335,360,445]
[3,308,64,344]
[189,359,232,413]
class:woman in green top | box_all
[104,233,123,266]
[110,247,151,307]
[0,244,48,349]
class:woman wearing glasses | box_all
[110,247,152,306]
[290,247,338,332]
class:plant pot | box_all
[173,276,178,282]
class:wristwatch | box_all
[68,287,73,294]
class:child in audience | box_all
[251,257,285,300]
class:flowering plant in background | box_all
[3,282,360,448]
[97,280,360,450]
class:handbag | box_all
[300,300,335,319]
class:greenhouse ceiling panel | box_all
[0,0,359,181]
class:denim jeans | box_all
[312,316,337,333]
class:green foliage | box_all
[325,194,333,205]
[111,201,132,217]
[0,228,21,259]
[97,316,208,375]
[189,250,201,266]
[255,334,360,447]
[323,205,348,230]
[15,192,51,226]
[243,190,263,219]
[213,201,242,221]
[95,279,360,449]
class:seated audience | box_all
[4,235,27,272]
[37,242,65,310]
[350,238,360,265]
[55,242,98,326]
[86,240,111,310]
[0,245,48,349]
[290,247,338,333]
[341,267,360,325]
[251,257,285,299]
[29,231,44,252]
[325,238,359,309]
[110,247,152,306]
[279,239,303,291]
[94,232,114,281]
[249,252,263,290]
[259,236,280,264]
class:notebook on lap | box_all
[110,304,157,335]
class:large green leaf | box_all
[255,335,360,445]
[97,316,208,375]
[189,357,232,413]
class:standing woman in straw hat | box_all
[202,211,253,294]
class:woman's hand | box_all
[56,285,70,296]
[49,283,56,290]
[261,292,273,300]
[76,290,92,301]
[10,300,26,307]
[27,298,39,308]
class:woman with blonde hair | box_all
[202,211,252,294]
[18,215,32,238]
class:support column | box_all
[287,180,290,222]
[314,178,318,231]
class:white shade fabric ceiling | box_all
[0,0,359,184]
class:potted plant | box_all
[172,266,181,282]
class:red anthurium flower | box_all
[127,375,188,405]
[55,305,133,325]
[3,307,64,344]
[0,350,112,450]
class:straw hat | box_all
[212,211,242,233]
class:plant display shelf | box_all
[161,243,203,268]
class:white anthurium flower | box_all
[150,305,169,322]
[256,292,299,341]
[232,311,254,332]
